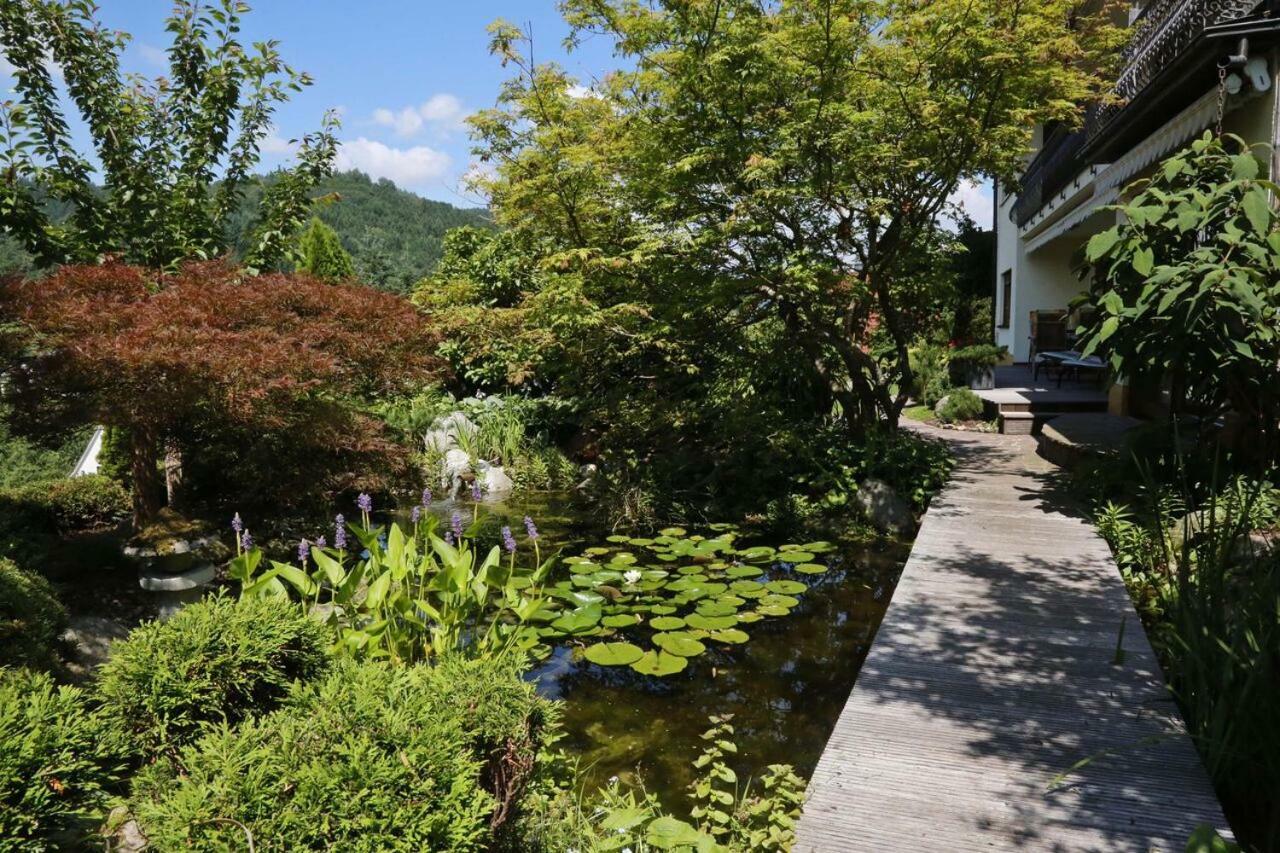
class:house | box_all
[994,0,1280,413]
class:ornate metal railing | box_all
[1087,0,1262,141]
[1013,0,1263,225]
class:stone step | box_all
[997,410,1080,435]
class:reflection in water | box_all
[430,491,908,811]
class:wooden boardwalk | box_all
[795,428,1230,851]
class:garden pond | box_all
[441,493,908,811]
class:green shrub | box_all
[936,387,985,423]
[0,668,126,849]
[0,558,68,671]
[95,594,329,763]
[132,656,556,852]
[947,343,1004,386]
[909,343,951,408]
[0,475,129,565]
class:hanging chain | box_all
[1215,64,1228,138]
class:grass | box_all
[901,405,935,423]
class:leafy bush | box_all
[95,594,330,763]
[1078,132,1280,462]
[909,343,951,408]
[0,668,126,849]
[131,656,555,851]
[0,409,92,490]
[936,387,985,423]
[0,559,68,671]
[518,715,805,852]
[0,476,130,565]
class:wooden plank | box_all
[794,429,1230,852]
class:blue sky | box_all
[2,1,991,221]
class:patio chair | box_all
[1028,310,1068,364]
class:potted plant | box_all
[947,344,1006,390]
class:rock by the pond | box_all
[576,463,599,492]
[423,412,478,453]
[139,563,215,619]
[933,395,951,417]
[479,464,515,496]
[854,478,914,535]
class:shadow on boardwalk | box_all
[794,428,1228,852]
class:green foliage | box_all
[519,715,806,852]
[475,1,1120,431]
[0,558,67,670]
[1078,133,1280,459]
[1089,453,1280,848]
[295,216,355,282]
[910,344,952,408]
[0,410,91,489]
[232,170,490,292]
[0,0,336,271]
[0,475,129,566]
[131,656,554,851]
[231,513,554,665]
[936,388,985,424]
[94,594,330,764]
[0,668,126,850]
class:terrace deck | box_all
[793,428,1229,851]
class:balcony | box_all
[1012,0,1274,227]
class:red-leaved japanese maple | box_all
[0,261,445,525]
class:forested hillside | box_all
[1,171,490,292]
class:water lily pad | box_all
[656,553,679,562]
[755,604,791,617]
[602,614,640,628]
[631,650,689,677]
[794,562,828,574]
[695,601,738,617]
[766,579,807,595]
[677,564,706,575]
[730,579,764,594]
[685,613,738,630]
[650,604,677,615]
[777,551,815,563]
[760,593,800,608]
[709,628,749,644]
[584,642,644,666]
[551,604,602,634]
[716,594,746,607]
[628,538,655,546]
[737,546,776,562]
[652,631,706,657]
[659,527,687,537]
[802,541,836,553]
[737,611,764,623]
[725,565,763,578]
[586,546,614,555]
[608,553,638,566]
[606,535,631,544]
[649,615,686,631]
[563,555,590,565]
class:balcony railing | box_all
[1088,0,1262,142]
[1013,0,1264,226]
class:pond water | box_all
[441,492,908,811]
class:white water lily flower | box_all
[623,569,642,585]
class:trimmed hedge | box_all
[0,558,68,670]
[0,668,126,849]
[94,595,330,763]
[0,475,130,565]
[131,655,556,851]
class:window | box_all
[999,270,1012,329]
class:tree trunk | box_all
[129,425,163,529]
[164,439,183,511]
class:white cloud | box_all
[566,84,595,99]
[945,179,994,228]
[336,137,451,187]
[137,43,168,69]
[372,93,468,138]
[259,131,296,155]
